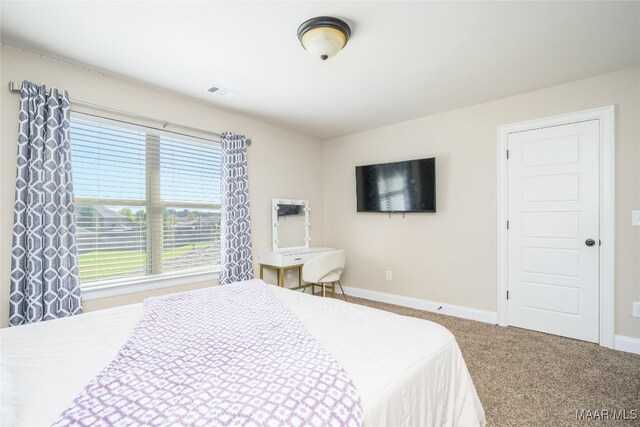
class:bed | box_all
[1,281,485,426]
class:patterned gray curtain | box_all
[219,133,253,285]
[9,81,82,326]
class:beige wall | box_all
[322,67,640,339]
[0,46,324,327]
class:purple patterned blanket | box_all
[53,280,363,427]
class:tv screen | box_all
[356,157,436,213]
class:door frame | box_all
[497,106,615,348]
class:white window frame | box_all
[71,112,222,300]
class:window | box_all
[70,113,221,288]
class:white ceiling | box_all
[1,1,638,139]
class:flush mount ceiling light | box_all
[297,16,351,61]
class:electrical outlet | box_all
[385,270,393,281]
[632,211,640,226]
[633,302,640,318]
[287,270,293,279]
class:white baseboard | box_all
[342,286,497,324]
[341,286,639,355]
[614,335,640,355]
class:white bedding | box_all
[1,285,485,427]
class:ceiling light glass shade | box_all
[297,16,351,61]
[300,27,346,60]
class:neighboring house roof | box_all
[93,205,130,220]
[76,227,95,235]
[111,223,140,232]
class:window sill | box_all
[81,269,220,301]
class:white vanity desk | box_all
[258,199,335,289]
[259,247,335,288]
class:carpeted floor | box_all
[340,294,640,426]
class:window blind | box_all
[70,114,222,286]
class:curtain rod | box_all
[7,81,252,145]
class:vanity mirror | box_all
[272,198,310,251]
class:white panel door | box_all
[508,120,599,342]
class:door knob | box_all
[585,239,596,247]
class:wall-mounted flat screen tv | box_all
[356,157,436,213]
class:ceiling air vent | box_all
[206,85,237,99]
